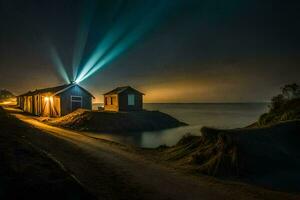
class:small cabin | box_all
[17,83,94,117]
[103,86,144,112]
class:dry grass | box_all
[158,120,300,192]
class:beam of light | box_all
[49,44,70,83]
[72,0,97,81]
[76,1,171,83]
[75,24,128,83]
[75,1,139,83]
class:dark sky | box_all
[0,0,299,102]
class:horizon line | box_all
[93,101,270,104]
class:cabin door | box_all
[52,96,61,117]
[71,96,82,112]
[41,96,50,117]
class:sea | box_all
[91,103,269,148]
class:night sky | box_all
[0,0,299,103]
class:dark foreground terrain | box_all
[45,109,186,132]
[2,106,298,200]
[0,107,95,199]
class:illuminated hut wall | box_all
[18,84,93,117]
[104,94,119,112]
[59,85,93,116]
[24,95,33,113]
[104,86,144,112]
[35,93,61,117]
[17,96,23,108]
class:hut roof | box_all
[19,91,35,97]
[18,84,94,98]
[104,86,144,95]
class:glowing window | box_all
[128,94,135,106]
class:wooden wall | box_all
[24,96,33,113]
[104,90,143,112]
[60,85,92,116]
[118,91,143,111]
[104,94,119,112]
[18,85,92,117]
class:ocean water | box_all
[91,103,268,148]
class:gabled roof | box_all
[18,84,94,98]
[19,91,35,97]
[35,84,71,94]
[104,86,144,95]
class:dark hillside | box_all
[0,89,15,102]
[46,109,187,133]
[159,120,300,192]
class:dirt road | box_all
[5,107,298,200]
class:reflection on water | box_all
[84,125,202,148]
[92,103,268,148]
[140,125,203,148]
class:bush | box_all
[280,111,297,121]
[258,83,300,126]
[269,94,285,112]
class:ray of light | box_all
[49,44,70,83]
[75,23,129,83]
[72,0,97,81]
[75,1,139,83]
[76,1,171,83]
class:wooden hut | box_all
[103,86,144,112]
[18,83,94,117]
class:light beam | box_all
[76,1,170,83]
[48,1,177,85]
[75,1,141,83]
[49,44,70,83]
[72,0,97,81]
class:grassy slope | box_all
[157,121,300,192]
[0,107,95,200]
[154,98,300,193]
[47,109,186,132]
[161,121,300,172]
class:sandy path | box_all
[6,108,298,200]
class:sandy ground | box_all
[3,106,299,200]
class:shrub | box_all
[258,83,300,126]
[269,94,285,112]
